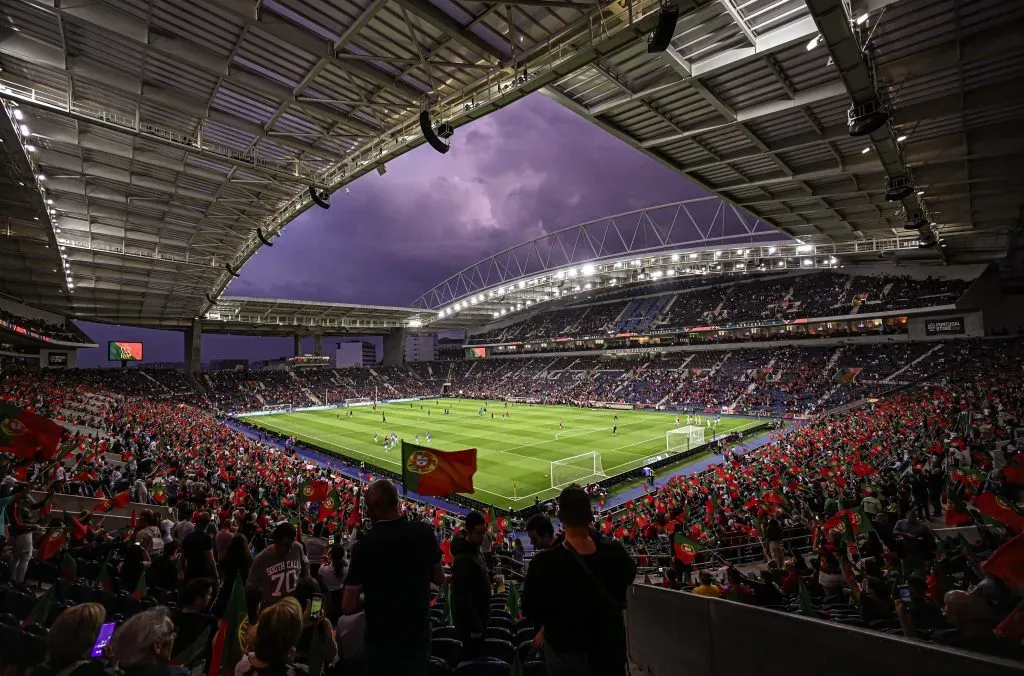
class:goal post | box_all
[550,451,606,489]
[666,425,705,454]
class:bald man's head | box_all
[365,479,400,522]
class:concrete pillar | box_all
[382,328,406,367]
[294,335,302,356]
[185,318,201,374]
[314,334,323,356]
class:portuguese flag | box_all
[297,480,330,503]
[981,531,1024,589]
[207,576,248,676]
[973,492,1024,532]
[0,403,62,461]
[823,507,874,536]
[401,442,477,497]
[672,534,703,565]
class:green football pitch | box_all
[238,399,763,510]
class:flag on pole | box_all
[973,492,1024,532]
[318,490,341,522]
[207,576,248,676]
[0,403,62,461]
[401,442,477,496]
[297,480,330,503]
[981,531,1024,589]
[672,534,703,564]
[38,528,67,561]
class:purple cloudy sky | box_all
[76,94,745,366]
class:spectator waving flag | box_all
[298,479,330,503]
[672,534,703,564]
[401,441,477,497]
[973,492,1024,532]
[982,531,1024,589]
[0,403,62,461]
[208,576,248,676]
[318,489,341,522]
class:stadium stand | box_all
[1,336,1022,675]
[467,272,973,345]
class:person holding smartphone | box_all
[32,603,118,676]
[292,577,338,670]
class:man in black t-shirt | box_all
[342,480,443,676]
[181,512,217,584]
[523,486,635,676]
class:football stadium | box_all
[2,0,1024,675]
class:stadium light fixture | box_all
[518,280,526,288]
[609,279,616,286]
[829,256,838,265]
[25,144,35,152]
[37,174,45,181]
[667,269,675,276]
[855,13,869,24]
[767,246,777,254]
[802,258,813,266]
[13,108,23,120]
[671,253,680,262]
[797,244,813,253]
[582,263,596,276]
[778,261,785,267]
[916,190,925,196]
[861,147,871,154]
[19,124,29,136]
[689,253,698,259]
[896,135,907,142]
[806,35,820,51]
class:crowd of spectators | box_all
[0,309,92,344]
[0,334,1020,674]
[467,271,973,345]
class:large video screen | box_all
[108,341,143,361]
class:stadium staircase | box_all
[287,367,322,405]
[822,346,844,377]
[884,343,943,383]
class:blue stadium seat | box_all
[433,625,458,640]
[522,660,546,676]
[452,658,510,676]
[483,626,511,642]
[429,655,451,676]
[431,637,463,669]
[482,638,514,664]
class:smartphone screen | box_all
[311,594,323,617]
[898,586,912,601]
[91,623,116,658]
[328,535,335,545]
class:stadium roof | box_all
[0,0,1021,327]
[201,295,434,335]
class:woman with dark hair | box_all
[317,544,347,622]
[215,532,253,616]
[120,544,148,595]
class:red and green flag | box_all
[672,534,703,565]
[132,571,147,600]
[973,492,1024,532]
[92,491,131,513]
[21,583,56,627]
[297,480,330,503]
[505,584,521,619]
[318,490,341,522]
[38,528,67,561]
[401,442,477,496]
[60,552,78,581]
[0,403,62,461]
[96,551,114,591]
[823,507,874,536]
[981,531,1024,589]
[207,576,248,676]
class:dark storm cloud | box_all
[229,94,705,306]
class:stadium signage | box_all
[925,317,965,335]
[0,319,91,347]
[47,352,68,366]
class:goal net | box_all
[550,451,606,489]
[666,425,706,454]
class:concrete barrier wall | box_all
[626,584,1023,676]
